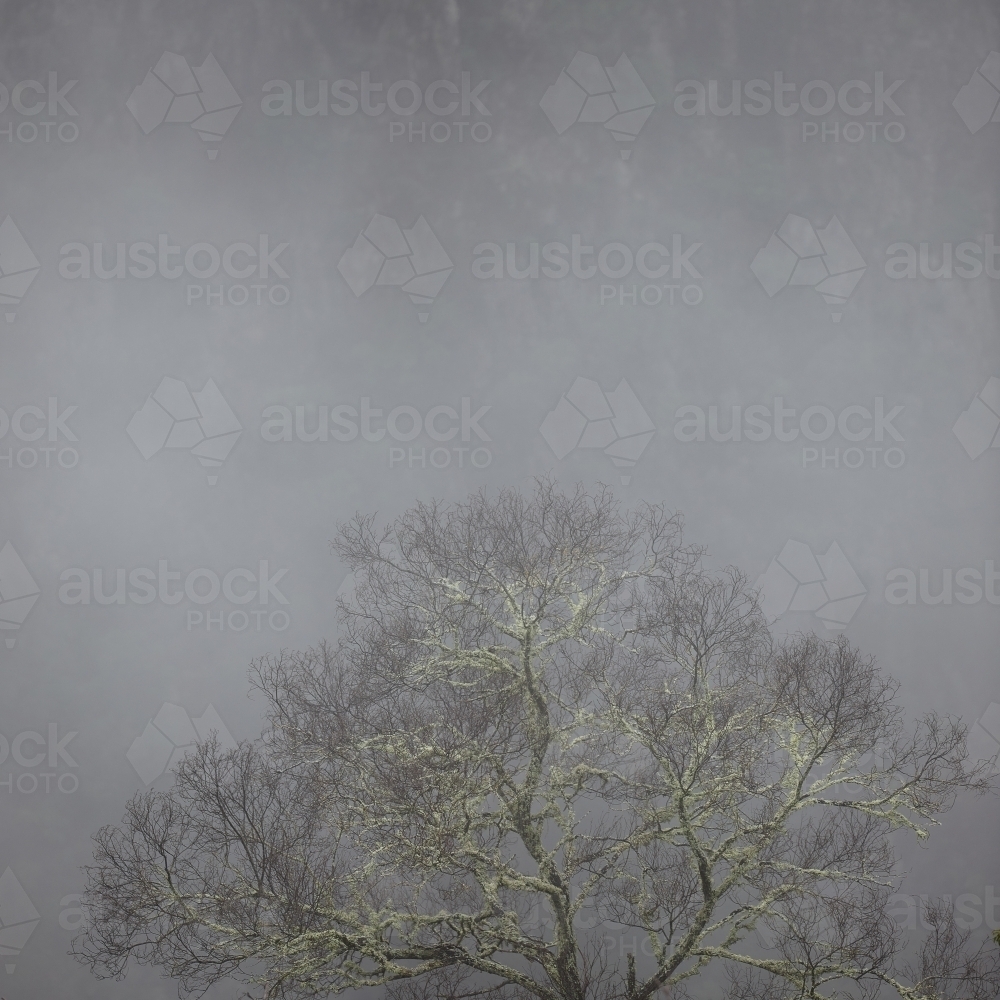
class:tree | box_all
[74,482,1000,1000]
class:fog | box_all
[0,0,998,996]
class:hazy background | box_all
[0,0,998,996]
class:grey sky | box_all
[0,1,998,996]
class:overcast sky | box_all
[0,1,998,996]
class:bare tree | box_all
[74,482,1000,1000]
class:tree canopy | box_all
[75,482,1000,1000]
